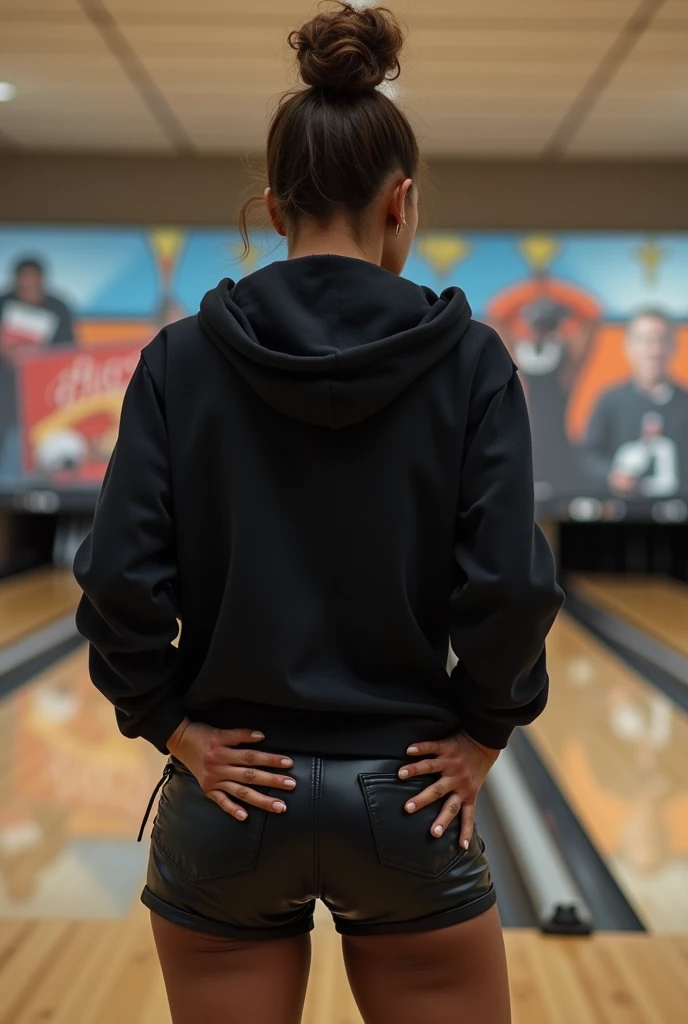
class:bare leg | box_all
[151,913,311,1024]
[342,905,510,1024]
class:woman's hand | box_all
[167,719,296,821]
[398,731,500,847]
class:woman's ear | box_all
[399,178,413,223]
[265,188,287,237]
[388,178,414,231]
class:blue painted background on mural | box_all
[1,227,686,322]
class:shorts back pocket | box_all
[152,762,266,883]
[359,772,464,879]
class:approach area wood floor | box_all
[0,905,686,1024]
[528,613,688,932]
[571,574,688,661]
[0,567,80,649]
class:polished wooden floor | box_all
[529,613,688,931]
[0,906,687,1024]
[571,574,688,660]
[0,567,81,650]
[1,576,688,1020]
[0,648,162,918]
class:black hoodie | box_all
[74,256,563,756]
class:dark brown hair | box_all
[239,2,419,250]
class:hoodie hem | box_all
[187,705,463,759]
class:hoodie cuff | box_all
[457,711,514,750]
[133,695,188,754]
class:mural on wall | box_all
[0,226,687,520]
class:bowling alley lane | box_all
[571,574,688,661]
[529,613,688,932]
[0,647,164,918]
[0,567,81,651]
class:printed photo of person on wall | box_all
[580,310,688,499]
[0,257,76,482]
[0,257,75,348]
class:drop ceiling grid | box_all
[654,0,688,24]
[0,14,170,148]
[117,16,622,153]
[566,25,688,155]
[101,0,643,21]
[0,0,684,155]
[0,1,80,10]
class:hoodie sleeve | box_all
[449,348,564,749]
[74,344,186,753]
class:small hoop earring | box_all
[395,223,402,237]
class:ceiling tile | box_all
[0,18,172,150]
[654,0,688,26]
[105,1,310,15]
[119,17,616,155]
[12,124,172,150]
[408,26,620,60]
[403,0,639,18]
[567,120,688,157]
[565,26,688,156]
[0,0,683,157]
[107,0,639,20]
[0,1,79,10]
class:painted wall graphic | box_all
[0,226,687,520]
[18,346,140,485]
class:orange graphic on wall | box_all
[487,277,602,391]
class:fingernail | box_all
[236,809,247,821]
[406,802,416,813]
[273,801,287,812]
[284,779,296,788]
[251,732,265,739]
[407,746,419,755]
[434,825,443,837]
[399,769,409,779]
[463,839,470,850]
[281,758,293,768]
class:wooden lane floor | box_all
[0,907,687,1023]
[0,647,164,918]
[0,567,81,651]
[1,642,687,1021]
[571,573,688,661]
[528,613,688,932]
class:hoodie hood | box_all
[199,254,472,429]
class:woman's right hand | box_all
[166,718,296,821]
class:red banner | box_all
[16,345,140,486]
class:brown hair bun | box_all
[289,2,403,93]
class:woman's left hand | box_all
[398,732,500,847]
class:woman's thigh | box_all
[341,905,511,1024]
[151,912,312,1024]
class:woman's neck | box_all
[287,220,382,266]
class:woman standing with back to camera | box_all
[74,4,562,1022]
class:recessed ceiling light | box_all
[0,82,16,102]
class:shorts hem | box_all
[141,887,315,942]
[333,884,497,937]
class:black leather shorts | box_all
[141,755,496,940]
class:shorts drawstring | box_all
[138,761,174,843]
